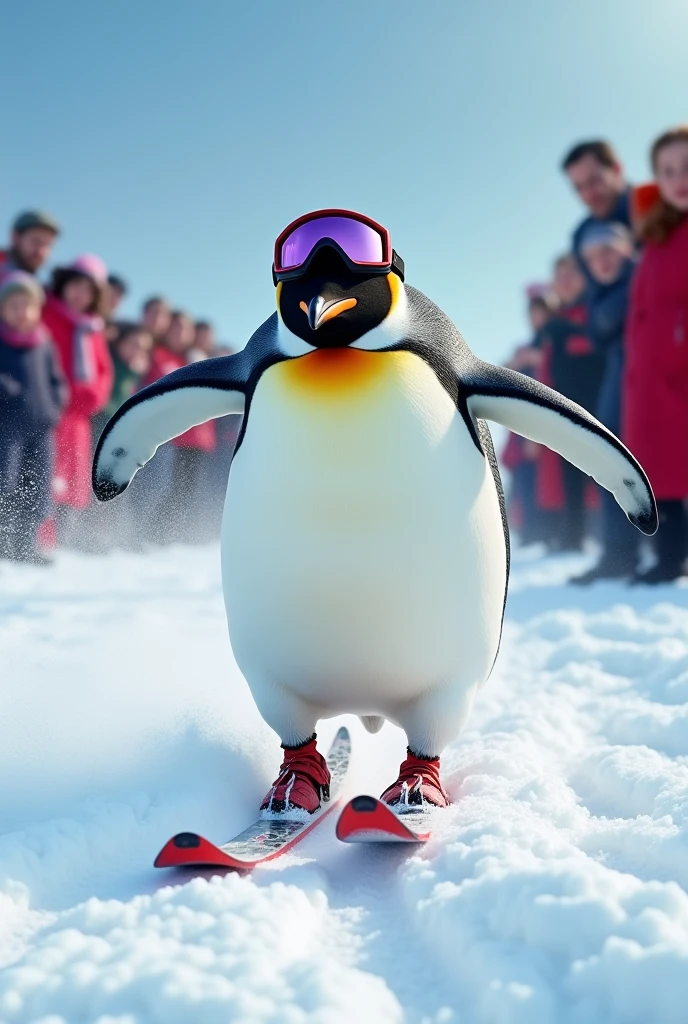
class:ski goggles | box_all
[273,209,405,283]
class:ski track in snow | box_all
[1,545,688,1023]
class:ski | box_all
[154,726,351,870]
[336,795,434,844]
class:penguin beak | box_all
[299,296,357,330]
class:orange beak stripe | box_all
[317,297,357,325]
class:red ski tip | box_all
[336,795,432,844]
[154,832,244,869]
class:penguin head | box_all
[274,211,405,348]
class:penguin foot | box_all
[260,734,331,815]
[380,750,450,809]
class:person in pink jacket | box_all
[42,255,113,546]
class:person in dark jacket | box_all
[0,210,61,281]
[562,140,633,272]
[535,254,604,551]
[571,222,639,583]
[0,272,68,563]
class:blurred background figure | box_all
[106,274,127,318]
[0,272,67,564]
[0,211,60,280]
[141,295,172,346]
[42,255,113,548]
[502,286,554,548]
[564,141,632,248]
[534,254,603,553]
[95,321,154,550]
[624,126,688,583]
[104,273,128,344]
[570,221,637,583]
[107,322,153,418]
[562,140,645,582]
[189,319,217,361]
[141,310,216,544]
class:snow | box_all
[1,545,688,1023]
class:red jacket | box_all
[624,213,688,499]
[43,294,113,507]
[536,306,600,511]
[143,347,216,451]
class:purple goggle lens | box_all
[279,216,385,271]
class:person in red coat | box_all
[625,126,688,583]
[142,310,216,543]
[42,255,113,545]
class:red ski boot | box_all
[380,750,450,808]
[260,734,331,815]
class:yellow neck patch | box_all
[280,347,388,397]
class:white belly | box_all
[221,349,507,715]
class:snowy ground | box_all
[1,544,688,1023]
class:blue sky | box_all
[2,0,686,362]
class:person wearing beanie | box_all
[0,272,68,564]
[570,222,639,584]
[0,210,61,280]
[42,255,113,546]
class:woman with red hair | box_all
[625,126,688,582]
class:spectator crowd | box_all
[0,214,239,565]
[503,124,688,585]
[1,122,687,585]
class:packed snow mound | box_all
[0,878,400,1023]
[0,545,687,1023]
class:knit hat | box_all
[12,210,61,237]
[580,221,634,253]
[0,270,45,309]
[68,253,108,285]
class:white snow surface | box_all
[1,545,688,1023]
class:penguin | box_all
[93,208,657,814]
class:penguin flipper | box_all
[93,353,249,501]
[464,362,658,536]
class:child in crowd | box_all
[42,255,113,547]
[569,222,638,584]
[625,125,688,583]
[106,323,153,418]
[141,295,171,344]
[0,273,68,563]
[535,254,603,551]
[95,323,154,551]
[502,290,556,546]
[188,320,217,362]
[143,311,216,543]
